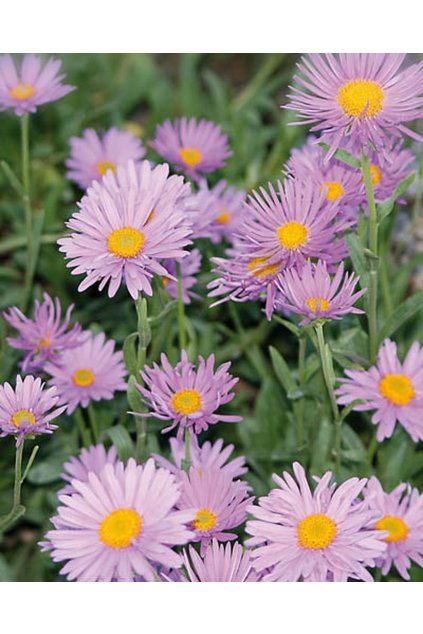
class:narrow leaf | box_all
[378,291,423,343]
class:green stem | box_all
[75,408,91,447]
[294,335,306,450]
[87,404,99,443]
[135,417,147,464]
[182,427,191,472]
[361,149,379,362]
[0,440,26,533]
[176,261,187,351]
[134,297,151,463]
[20,113,34,312]
[315,322,342,473]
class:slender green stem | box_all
[134,297,151,463]
[294,335,306,450]
[366,435,379,476]
[315,322,342,473]
[20,113,34,312]
[182,427,191,472]
[379,248,393,316]
[87,404,99,443]
[360,149,379,362]
[176,262,187,351]
[135,417,148,464]
[75,407,91,447]
[0,440,25,532]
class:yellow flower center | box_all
[297,513,337,549]
[73,368,96,387]
[10,83,36,100]
[306,297,330,313]
[99,508,142,548]
[193,508,217,532]
[180,147,202,168]
[162,276,171,287]
[379,373,416,406]
[370,164,382,186]
[10,409,36,429]
[215,211,232,224]
[248,256,280,279]
[277,221,308,250]
[337,79,385,118]
[108,227,145,258]
[97,160,117,176]
[35,335,52,351]
[171,389,202,415]
[375,515,409,543]
[321,181,345,202]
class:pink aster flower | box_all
[364,476,423,580]
[58,160,193,300]
[150,117,232,181]
[3,293,85,373]
[0,54,75,116]
[65,127,146,189]
[42,458,195,582]
[45,331,127,414]
[336,339,423,442]
[207,180,248,244]
[136,350,241,439]
[275,260,366,325]
[153,435,248,480]
[182,540,258,582]
[285,54,423,157]
[177,466,252,555]
[245,462,386,582]
[161,248,202,305]
[0,375,65,446]
[59,443,119,495]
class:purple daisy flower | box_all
[275,260,366,325]
[161,248,202,305]
[0,54,75,116]
[45,331,127,414]
[336,339,423,442]
[3,293,85,373]
[58,160,193,300]
[182,540,258,582]
[136,350,241,439]
[153,435,248,480]
[65,127,146,189]
[150,117,232,181]
[59,443,119,495]
[0,375,65,446]
[177,467,252,555]
[245,462,386,582]
[285,54,423,157]
[42,458,195,581]
[207,180,248,244]
[364,476,423,580]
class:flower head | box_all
[0,375,65,446]
[42,458,195,581]
[137,350,241,439]
[336,339,423,442]
[150,117,231,181]
[364,476,423,580]
[65,127,146,189]
[3,293,85,373]
[178,467,252,555]
[285,54,423,157]
[182,540,258,582]
[45,331,127,414]
[275,260,366,325]
[161,248,202,305]
[59,443,119,495]
[245,462,386,582]
[58,160,193,300]
[0,54,75,115]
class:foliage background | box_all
[0,53,422,581]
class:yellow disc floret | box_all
[73,368,96,387]
[99,508,142,548]
[375,515,409,543]
[379,373,415,406]
[248,257,280,279]
[97,160,117,176]
[370,164,382,186]
[337,79,384,118]
[11,83,36,100]
[306,297,330,313]
[297,513,337,549]
[193,508,217,532]
[277,221,309,250]
[321,181,345,201]
[180,147,202,168]
[171,389,202,415]
[10,409,36,429]
[108,227,145,258]
[215,212,231,224]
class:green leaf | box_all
[378,290,423,343]
[0,160,24,197]
[0,554,14,581]
[378,172,416,223]
[310,418,333,473]
[123,332,138,377]
[341,425,366,463]
[27,454,66,485]
[269,345,297,394]
[319,143,361,168]
[271,314,300,338]
[106,425,134,462]
[345,233,369,289]
[135,297,151,349]
[127,375,144,413]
